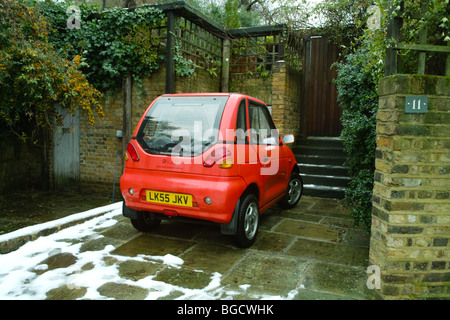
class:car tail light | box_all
[203,148,232,168]
[163,209,178,217]
[127,143,140,161]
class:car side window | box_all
[248,101,277,145]
[235,99,247,143]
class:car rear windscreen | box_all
[136,96,228,156]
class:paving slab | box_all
[97,282,149,300]
[45,285,88,300]
[180,243,245,273]
[275,219,340,241]
[302,261,369,300]
[154,268,214,290]
[288,238,369,267]
[221,252,308,297]
[111,234,195,257]
[252,230,295,253]
[118,260,162,281]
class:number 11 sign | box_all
[405,96,428,113]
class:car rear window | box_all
[136,96,228,156]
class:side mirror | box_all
[281,134,295,145]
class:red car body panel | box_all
[120,93,298,224]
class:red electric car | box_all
[120,93,302,247]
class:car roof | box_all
[162,93,242,98]
[160,93,266,105]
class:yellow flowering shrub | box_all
[0,0,103,141]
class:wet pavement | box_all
[0,191,372,300]
[0,190,112,235]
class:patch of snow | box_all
[0,202,299,300]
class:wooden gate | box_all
[53,105,80,191]
[301,36,342,137]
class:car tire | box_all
[278,172,303,209]
[235,194,259,248]
[130,211,161,232]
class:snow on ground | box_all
[0,203,295,300]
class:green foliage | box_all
[172,34,196,77]
[387,0,449,75]
[224,0,241,29]
[34,0,166,92]
[190,0,261,28]
[315,0,374,45]
[388,0,449,42]
[334,39,384,231]
[0,0,103,142]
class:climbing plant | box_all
[0,0,104,143]
[334,39,384,231]
[33,0,167,92]
[386,0,449,75]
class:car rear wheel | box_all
[130,211,161,232]
[235,194,259,248]
[279,172,303,209]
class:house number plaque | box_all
[405,95,428,113]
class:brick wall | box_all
[231,61,301,136]
[370,74,450,299]
[230,73,273,106]
[79,90,123,194]
[271,61,301,137]
[175,67,222,94]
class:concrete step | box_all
[295,137,349,199]
[302,173,350,188]
[297,136,344,148]
[296,154,346,167]
[299,163,349,177]
[292,145,346,158]
[302,184,347,199]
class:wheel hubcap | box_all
[244,202,258,239]
[287,178,302,204]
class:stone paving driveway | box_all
[59,196,371,299]
[0,195,371,300]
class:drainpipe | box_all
[221,38,231,92]
[166,10,175,94]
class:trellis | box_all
[385,0,450,76]
[135,1,303,92]
[174,16,222,71]
[229,26,303,75]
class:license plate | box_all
[146,190,193,207]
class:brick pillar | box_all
[271,61,301,137]
[271,61,287,135]
[370,74,450,299]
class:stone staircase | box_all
[294,137,350,199]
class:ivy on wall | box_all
[34,0,167,92]
[334,39,384,231]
